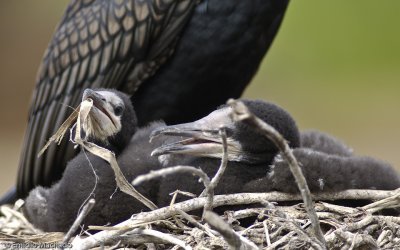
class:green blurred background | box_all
[0,1,399,194]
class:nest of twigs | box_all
[1,99,400,249]
[1,190,400,250]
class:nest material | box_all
[1,192,400,250]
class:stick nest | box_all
[1,192,400,250]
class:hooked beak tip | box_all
[83,89,94,100]
[150,148,162,157]
[149,130,160,141]
[149,129,165,143]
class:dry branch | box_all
[228,99,325,248]
[67,189,399,249]
[62,199,95,246]
[175,209,217,237]
[132,165,213,215]
[136,229,192,250]
[2,188,400,249]
[203,211,258,250]
[200,127,229,198]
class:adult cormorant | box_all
[17,0,290,199]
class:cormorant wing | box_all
[17,0,198,197]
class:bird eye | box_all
[114,105,124,116]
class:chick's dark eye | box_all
[114,106,124,116]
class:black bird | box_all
[24,97,400,232]
[152,108,400,197]
[24,88,168,232]
[262,130,400,193]
[299,130,353,157]
[16,0,290,200]
[24,99,300,232]
[151,100,301,206]
[24,121,172,232]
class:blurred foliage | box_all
[246,0,400,166]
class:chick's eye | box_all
[114,106,124,116]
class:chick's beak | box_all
[82,89,116,126]
[150,108,243,161]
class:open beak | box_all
[150,108,244,161]
[82,89,116,127]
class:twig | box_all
[169,190,197,206]
[200,127,228,197]
[376,229,391,247]
[266,231,296,249]
[232,208,268,220]
[88,221,155,231]
[263,220,271,246]
[70,189,397,249]
[175,209,217,237]
[324,214,375,245]
[101,228,184,246]
[343,215,374,231]
[137,229,192,250]
[319,202,359,214]
[108,240,122,250]
[332,230,377,249]
[61,199,95,247]
[266,221,312,250]
[362,188,400,213]
[133,165,213,216]
[169,190,197,230]
[228,99,326,248]
[374,215,400,225]
[238,221,262,235]
[311,189,397,201]
[270,218,322,250]
[203,211,258,250]
[37,105,80,157]
[0,205,39,234]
